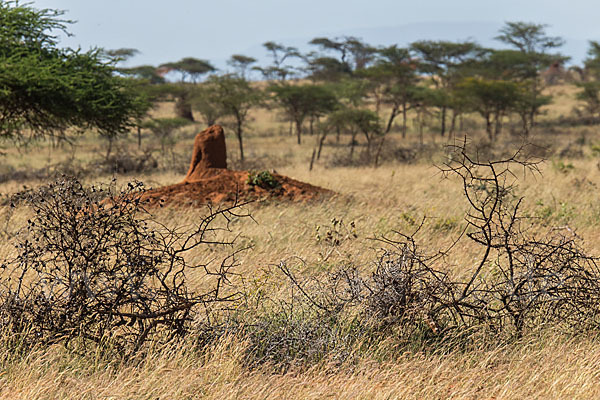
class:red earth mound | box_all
[182,124,228,182]
[140,125,332,207]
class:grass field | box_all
[1,83,600,399]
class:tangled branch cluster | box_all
[0,177,248,353]
[276,142,600,352]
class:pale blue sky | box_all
[30,0,600,67]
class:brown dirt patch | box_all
[136,125,333,207]
[140,169,333,208]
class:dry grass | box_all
[1,81,600,398]
[2,335,600,399]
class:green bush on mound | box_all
[247,170,281,189]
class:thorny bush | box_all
[252,141,600,367]
[0,176,249,354]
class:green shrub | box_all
[247,170,280,189]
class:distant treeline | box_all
[3,1,600,161]
[116,22,600,159]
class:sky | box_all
[29,0,600,68]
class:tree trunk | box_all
[449,110,458,137]
[175,96,194,122]
[295,119,303,145]
[374,135,386,168]
[385,106,399,134]
[521,113,530,136]
[440,106,447,137]
[237,119,244,161]
[106,136,114,159]
[317,131,328,160]
[494,109,503,139]
[402,103,407,139]
[529,79,538,129]
[363,131,372,155]
[417,108,424,147]
[137,126,142,148]
[485,114,493,141]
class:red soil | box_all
[139,125,332,207]
[140,169,332,207]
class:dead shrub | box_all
[243,141,600,367]
[0,176,249,354]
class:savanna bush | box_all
[230,144,600,369]
[0,176,247,354]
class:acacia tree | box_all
[456,77,520,141]
[207,74,262,161]
[466,48,547,136]
[122,65,166,85]
[495,22,565,130]
[159,57,216,121]
[0,1,145,141]
[271,84,338,144]
[105,47,139,64]
[190,82,224,127]
[576,42,600,122]
[410,40,483,136]
[305,55,351,82]
[109,51,166,147]
[142,117,190,156]
[584,41,600,79]
[309,36,376,73]
[324,107,381,159]
[227,54,257,79]
[576,82,600,121]
[255,41,300,81]
[160,57,216,83]
[363,46,419,138]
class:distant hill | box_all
[213,20,589,74]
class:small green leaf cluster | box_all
[246,170,280,189]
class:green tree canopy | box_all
[584,41,600,80]
[305,56,352,82]
[410,40,483,136]
[207,74,263,161]
[309,36,376,72]
[364,45,419,136]
[0,1,145,140]
[271,83,338,144]
[327,107,381,147]
[255,41,300,81]
[105,48,139,63]
[576,81,600,121]
[475,49,534,81]
[160,57,216,83]
[456,77,520,140]
[227,54,257,78]
[121,65,166,85]
[494,22,566,130]
[496,22,564,55]
[410,40,483,87]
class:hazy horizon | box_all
[29,0,599,68]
